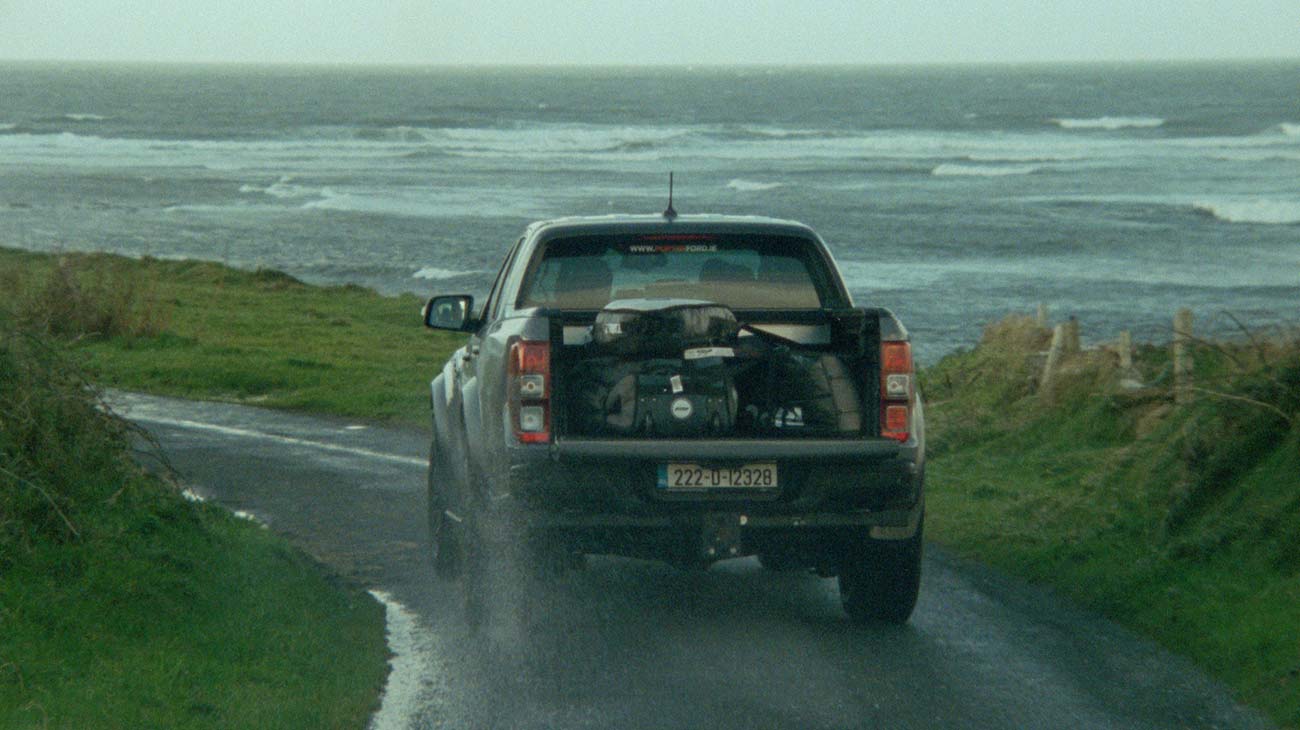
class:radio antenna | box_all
[663,172,678,220]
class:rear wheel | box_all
[426,441,462,580]
[460,508,544,634]
[838,514,924,625]
[460,519,488,631]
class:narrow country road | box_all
[113,391,1273,730]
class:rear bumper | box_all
[462,436,925,564]
[523,506,918,531]
[549,437,907,462]
[495,436,922,528]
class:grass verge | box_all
[922,315,1300,729]
[1,247,463,427]
[1,313,388,728]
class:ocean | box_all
[2,61,1297,361]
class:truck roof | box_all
[522,214,823,241]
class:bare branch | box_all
[1185,386,1294,425]
[1219,310,1268,364]
[0,465,80,539]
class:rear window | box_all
[518,234,832,310]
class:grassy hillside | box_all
[5,247,1296,726]
[0,247,463,427]
[0,300,388,727]
[922,315,1300,728]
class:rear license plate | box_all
[657,462,778,489]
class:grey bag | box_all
[593,299,739,358]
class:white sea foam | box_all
[0,123,15,132]
[1053,116,1165,130]
[726,178,784,192]
[932,163,1039,177]
[1209,149,1300,163]
[353,125,438,143]
[238,176,320,199]
[967,151,1085,163]
[433,124,689,158]
[303,187,545,219]
[164,203,283,215]
[412,266,478,280]
[64,113,109,122]
[839,245,1300,291]
[1280,123,1300,137]
[266,178,316,199]
[1193,199,1300,225]
[0,123,1139,173]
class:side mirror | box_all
[423,295,475,331]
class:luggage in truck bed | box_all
[562,299,868,439]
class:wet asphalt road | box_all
[113,391,1273,730]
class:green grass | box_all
[1,312,388,728]
[8,248,1298,726]
[0,247,463,426]
[1,503,388,729]
[922,316,1300,728]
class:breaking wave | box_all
[1279,122,1300,137]
[966,151,1085,163]
[1052,116,1165,130]
[1209,149,1300,163]
[712,126,845,142]
[239,176,320,199]
[301,187,544,219]
[352,126,437,143]
[727,178,784,192]
[605,139,664,153]
[932,163,1039,177]
[1193,200,1300,225]
[412,266,480,280]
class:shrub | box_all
[5,255,170,340]
[0,315,147,559]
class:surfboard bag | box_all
[593,298,739,358]
[567,357,738,437]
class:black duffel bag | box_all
[568,356,738,437]
[593,298,739,358]
[607,358,738,437]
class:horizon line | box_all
[1,55,1298,70]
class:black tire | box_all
[460,518,487,632]
[426,441,462,580]
[454,454,491,632]
[460,510,539,634]
[838,515,924,625]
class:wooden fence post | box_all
[1063,316,1081,353]
[1040,323,1067,395]
[1173,309,1193,404]
[1119,330,1133,371]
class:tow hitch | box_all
[701,512,744,561]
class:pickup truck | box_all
[423,213,925,625]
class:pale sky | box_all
[2,0,1297,65]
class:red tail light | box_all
[880,341,913,442]
[508,339,550,444]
